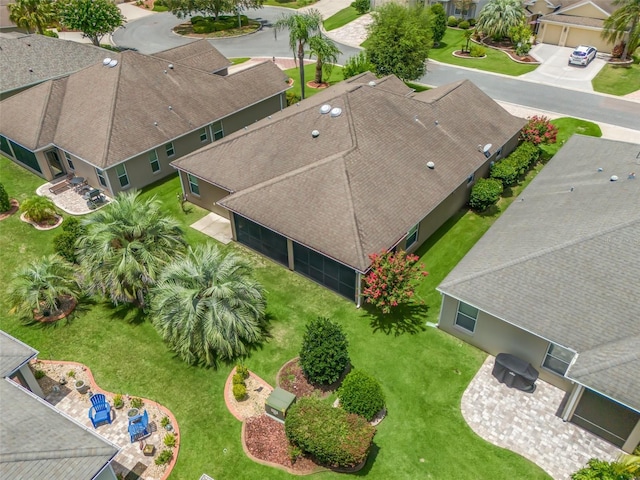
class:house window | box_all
[455,301,478,333]
[212,121,224,141]
[406,224,419,249]
[115,164,129,188]
[165,142,175,157]
[188,174,200,196]
[467,173,475,186]
[149,150,160,173]
[199,128,208,142]
[96,168,107,187]
[496,147,503,160]
[542,343,574,376]
[64,152,75,170]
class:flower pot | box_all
[143,444,155,456]
[127,408,139,418]
[75,380,89,394]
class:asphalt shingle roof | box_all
[153,39,231,73]
[438,135,640,411]
[0,330,37,378]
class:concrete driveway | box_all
[522,44,606,92]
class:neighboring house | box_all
[0,0,18,32]
[172,74,524,302]
[370,0,483,19]
[437,135,640,453]
[0,40,289,196]
[0,330,120,480]
[0,32,110,100]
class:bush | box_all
[285,396,376,468]
[236,364,249,380]
[155,449,173,466]
[469,178,503,211]
[130,397,144,409]
[113,394,124,408]
[458,20,470,29]
[21,195,57,223]
[34,369,45,379]
[233,383,247,400]
[337,370,385,421]
[468,18,476,26]
[571,458,634,480]
[509,141,540,174]
[286,91,301,106]
[232,373,245,385]
[342,51,372,80]
[191,15,248,33]
[447,16,459,27]
[160,416,171,427]
[53,217,87,263]
[0,183,10,212]
[299,317,349,385]
[163,433,176,447]
[351,0,370,14]
[43,29,59,38]
[490,160,518,186]
[520,115,558,145]
[469,44,486,57]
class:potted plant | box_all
[75,379,88,394]
[143,443,155,456]
[160,416,173,432]
[113,393,124,409]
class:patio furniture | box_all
[492,353,539,393]
[84,189,107,209]
[70,176,86,192]
[48,173,74,194]
[128,410,151,443]
[88,393,112,428]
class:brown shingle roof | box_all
[153,39,231,73]
[539,13,605,27]
[174,78,524,272]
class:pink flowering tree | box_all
[520,115,558,145]
[362,250,428,314]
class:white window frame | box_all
[165,142,175,157]
[115,164,130,188]
[212,121,224,141]
[149,149,160,173]
[188,173,200,196]
[64,151,75,170]
[542,342,574,376]
[199,128,208,143]
[96,167,107,188]
[406,223,419,249]
[455,301,478,333]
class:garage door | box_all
[541,24,562,45]
[565,27,612,53]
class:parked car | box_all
[569,45,597,66]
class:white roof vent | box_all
[330,107,342,117]
[610,175,619,182]
[483,143,492,158]
[319,104,332,114]
[103,57,111,66]
[108,59,118,68]
[168,64,174,69]
[311,130,320,138]
[427,161,435,169]
[368,80,376,87]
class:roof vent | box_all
[434,120,439,126]
[368,80,376,87]
[154,121,158,126]
[597,167,603,172]
[330,107,342,117]
[108,59,118,68]
[427,161,435,169]
[319,104,331,114]
[629,172,636,179]
[311,130,320,138]
[610,175,619,182]
[168,64,174,69]
[168,106,172,110]
[103,57,112,66]
[483,143,492,158]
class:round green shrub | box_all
[0,183,10,212]
[53,217,87,263]
[236,364,249,380]
[351,0,370,14]
[337,370,385,421]
[20,195,57,223]
[490,160,518,186]
[458,20,470,29]
[299,317,349,385]
[233,383,246,400]
[447,16,459,27]
[469,178,503,211]
[468,18,476,26]
[232,373,245,385]
[469,44,486,57]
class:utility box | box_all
[265,387,296,423]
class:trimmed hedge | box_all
[0,183,10,212]
[458,20,470,29]
[469,178,503,211]
[191,15,249,33]
[490,141,540,187]
[285,396,375,468]
[447,16,459,27]
[299,317,349,385]
[338,370,385,421]
[53,217,87,263]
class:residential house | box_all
[370,0,484,20]
[0,330,120,479]
[172,74,524,302]
[437,135,640,453]
[0,40,289,195]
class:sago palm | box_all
[476,0,525,40]
[602,0,640,60]
[308,34,341,85]
[151,244,267,366]
[8,0,56,34]
[20,195,57,223]
[76,190,186,307]
[273,9,323,99]
[8,254,80,318]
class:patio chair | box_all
[128,410,150,443]
[88,393,112,428]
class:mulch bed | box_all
[0,199,19,221]
[277,358,347,398]
[33,295,77,323]
[480,38,538,63]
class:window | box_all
[455,301,478,333]
[293,242,357,299]
[542,343,574,376]
[96,168,107,187]
[64,152,75,170]
[496,147,503,160]
[188,173,199,195]
[406,224,419,249]
[165,142,175,157]
[199,128,208,143]
[149,150,160,173]
[115,164,129,188]
[212,121,224,141]
[467,173,475,186]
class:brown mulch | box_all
[0,199,19,221]
[480,38,538,63]
[307,81,328,89]
[32,296,77,323]
[277,358,347,398]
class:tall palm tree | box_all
[76,190,186,308]
[8,0,56,35]
[151,244,267,366]
[8,254,80,318]
[273,9,323,100]
[308,34,341,85]
[602,0,640,61]
[476,0,525,40]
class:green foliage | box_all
[299,317,349,385]
[470,44,486,57]
[468,17,476,26]
[67,370,76,378]
[447,15,459,27]
[458,20,470,29]
[232,382,247,400]
[430,3,447,45]
[285,396,376,468]
[59,0,125,46]
[8,0,56,35]
[42,29,58,37]
[366,3,433,80]
[113,393,124,408]
[34,369,45,379]
[53,217,87,263]
[490,141,540,187]
[21,195,57,223]
[571,458,633,480]
[476,0,525,40]
[191,14,248,33]
[236,364,249,380]
[232,373,245,385]
[167,0,265,21]
[308,34,341,84]
[288,444,303,463]
[164,433,177,447]
[0,183,10,212]
[520,115,558,145]
[509,21,532,55]
[342,51,372,79]
[286,90,301,105]
[155,449,173,466]
[160,416,171,427]
[130,397,144,409]
[337,370,385,421]
[469,178,503,211]
[351,0,369,14]
[602,0,640,61]
[489,160,518,186]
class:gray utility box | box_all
[265,387,296,423]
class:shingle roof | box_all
[173,77,523,272]
[0,33,109,95]
[153,39,231,73]
[0,380,119,480]
[0,49,289,168]
[0,330,37,378]
[539,13,605,28]
[438,135,640,411]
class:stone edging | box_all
[0,199,19,221]
[452,51,486,59]
[36,359,180,480]
[479,40,541,64]
[20,213,63,230]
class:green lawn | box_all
[429,28,538,76]
[230,57,250,65]
[284,63,344,99]
[540,117,602,158]
[592,62,640,95]
[323,6,361,31]
[263,0,313,8]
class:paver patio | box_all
[462,356,622,480]
[37,181,111,215]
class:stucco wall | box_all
[178,170,231,218]
[565,3,608,19]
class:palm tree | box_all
[308,34,341,85]
[8,0,56,35]
[8,254,80,318]
[21,195,57,224]
[151,244,267,366]
[273,9,323,99]
[615,452,640,476]
[602,0,640,61]
[76,190,186,307]
[476,0,525,40]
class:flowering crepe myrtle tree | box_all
[362,250,428,314]
[520,115,558,145]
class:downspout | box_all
[355,272,362,308]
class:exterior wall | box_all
[565,3,608,19]
[438,294,575,391]
[178,170,231,218]
[16,364,45,398]
[539,23,563,45]
[217,94,284,134]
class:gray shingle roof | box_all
[173,77,523,272]
[0,49,289,168]
[153,39,231,73]
[0,33,109,95]
[0,330,37,378]
[438,135,640,411]
[539,13,605,28]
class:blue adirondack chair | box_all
[128,410,150,443]
[88,393,112,428]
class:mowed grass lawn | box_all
[430,28,538,76]
[592,62,640,95]
[284,63,344,98]
[324,6,361,31]
[0,153,551,480]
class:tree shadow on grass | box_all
[365,302,429,336]
[108,302,147,325]
[351,442,380,476]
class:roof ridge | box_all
[33,81,55,148]
[101,54,124,167]
[440,216,640,289]
[0,445,119,463]
[568,334,640,377]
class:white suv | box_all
[569,45,597,66]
